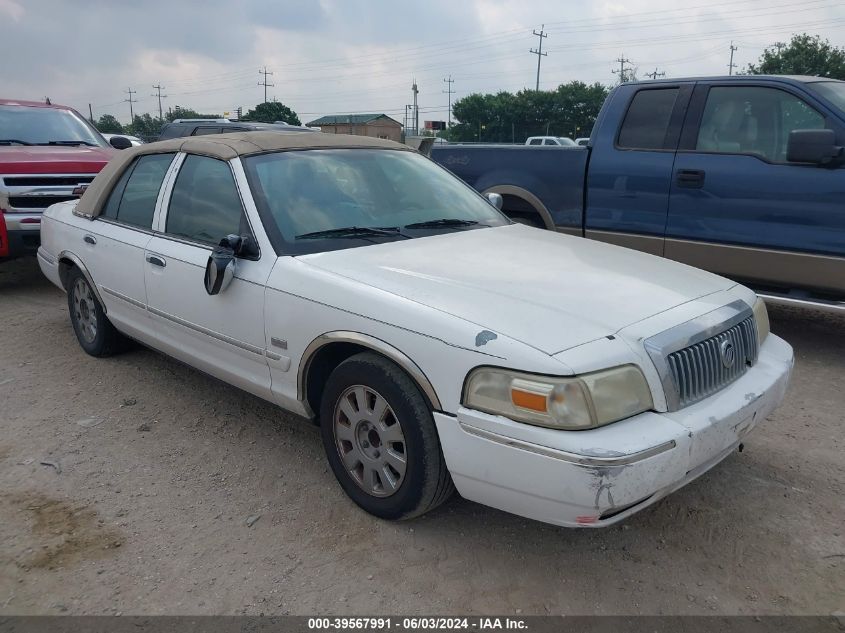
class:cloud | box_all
[1,0,842,125]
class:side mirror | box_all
[787,129,842,165]
[108,135,133,150]
[486,192,504,210]
[204,236,240,295]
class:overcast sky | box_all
[1,0,843,126]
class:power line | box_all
[258,66,274,103]
[442,75,455,129]
[613,55,633,83]
[151,84,167,121]
[529,24,548,91]
[124,87,137,122]
[728,41,739,75]
[645,68,666,79]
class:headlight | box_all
[752,297,770,349]
[463,365,653,430]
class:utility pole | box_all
[151,84,167,121]
[124,87,137,122]
[645,68,665,80]
[412,79,419,136]
[728,41,738,75]
[258,66,274,103]
[612,55,632,84]
[442,75,455,129]
[530,25,548,91]
[88,103,94,124]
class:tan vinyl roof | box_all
[76,131,412,219]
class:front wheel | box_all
[67,267,127,357]
[320,352,454,520]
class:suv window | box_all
[528,138,542,145]
[101,153,174,229]
[192,126,223,136]
[696,86,825,162]
[543,139,557,145]
[166,155,252,248]
[618,88,679,150]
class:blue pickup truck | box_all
[432,75,845,311]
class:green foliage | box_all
[449,81,609,143]
[745,34,845,80]
[242,101,301,125]
[95,114,124,134]
[166,106,222,122]
[128,113,161,139]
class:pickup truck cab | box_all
[0,99,115,261]
[432,76,845,311]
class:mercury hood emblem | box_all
[720,339,736,368]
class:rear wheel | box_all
[67,267,127,357]
[320,352,454,520]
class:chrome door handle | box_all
[83,234,97,245]
[146,254,166,268]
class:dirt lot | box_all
[0,257,842,616]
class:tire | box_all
[320,352,454,520]
[66,267,127,357]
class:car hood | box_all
[0,145,114,174]
[297,224,735,355]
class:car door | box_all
[81,152,176,341]
[665,82,845,298]
[585,84,692,256]
[144,153,275,400]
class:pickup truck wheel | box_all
[67,268,127,357]
[320,352,454,520]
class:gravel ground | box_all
[0,257,842,616]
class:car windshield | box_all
[808,81,845,112]
[557,137,577,146]
[0,105,108,147]
[242,148,510,254]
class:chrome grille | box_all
[667,316,758,408]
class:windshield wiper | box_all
[0,139,33,146]
[296,226,407,240]
[40,140,96,147]
[405,218,480,229]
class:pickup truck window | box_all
[165,155,251,247]
[617,88,679,150]
[101,153,175,229]
[809,81,845,111]
[695,86,824,162]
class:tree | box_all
[745,34,845,80]
[166,105,221,122]
[449,81,609,143]
[242,101,301,125]
[127,114,161,140]
[95,114,124,134]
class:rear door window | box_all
[101,153,174,229]
[617,88,679,150]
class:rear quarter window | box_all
[617,88,679,150]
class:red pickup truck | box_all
[0,99,116,261]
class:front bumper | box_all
[434,334,793,528]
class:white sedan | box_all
[37,132,793,527]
